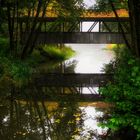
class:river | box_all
[66,44,114,73]
[0,44,114,140]
[65,44,114,140]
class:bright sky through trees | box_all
[83,0,95,8]
[83,0,98,32]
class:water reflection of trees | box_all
[48,59,77,73]
[33,59,80,96]
[0,59,108,140]
[0,87,86,140]
[0,83,110,140]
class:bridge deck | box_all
[20,16,130,44]
[22,32,129,44]
[34,73,113,87]
[18,17,129,22]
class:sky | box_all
[83,0,96,8]
[82,0,98,32]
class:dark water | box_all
[0,44,114,140]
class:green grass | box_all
[104,44,124,51]
[42,45,76,61]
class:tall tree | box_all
[21,0,84,58]
[94,0,140,58]
[93,0,128,12]
[21,0,51,59]
[1,0,84,59]
[128,0,140,57]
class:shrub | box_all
[100,47,140,139]
[0,55,33,86]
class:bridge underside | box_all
[22,32,128,44]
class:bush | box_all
[0,55,33,86]
[100,47,140,139]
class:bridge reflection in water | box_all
[2,73,111,139]
[1,90,108,140]
[1,74,112,139]
[31,73,113,102]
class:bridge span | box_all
[20,16,130,44]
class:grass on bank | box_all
[42,44,76,61]
[105,44,124,51]
[0,39,76,86]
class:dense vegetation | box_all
[100,46,140,139]
[93,0,140,139]
[94,0,140,57]
[0,0,82,85]
[0,0,140,139]
[0,0,83,59]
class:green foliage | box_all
[0,36,39,86]
[0,43,75,86]
[53,0,84,18]
[93,0,128,12]
[0,55,33,86]
[42,44,76,61]
[100,46,140,139]
[10,60,32,84]
[0,36,34,85]
[0,36,9,55]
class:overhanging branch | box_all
[109,0,131,50]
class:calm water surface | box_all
[65,44,114,139]
[66,44,114,73]
[0,44,114,140]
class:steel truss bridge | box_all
[19,16,130,44]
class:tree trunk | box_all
[28,0,51,55]
[128,0,140,57]
[21,0,43,59]
[109,0,131,51]
[7,4,14,54]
